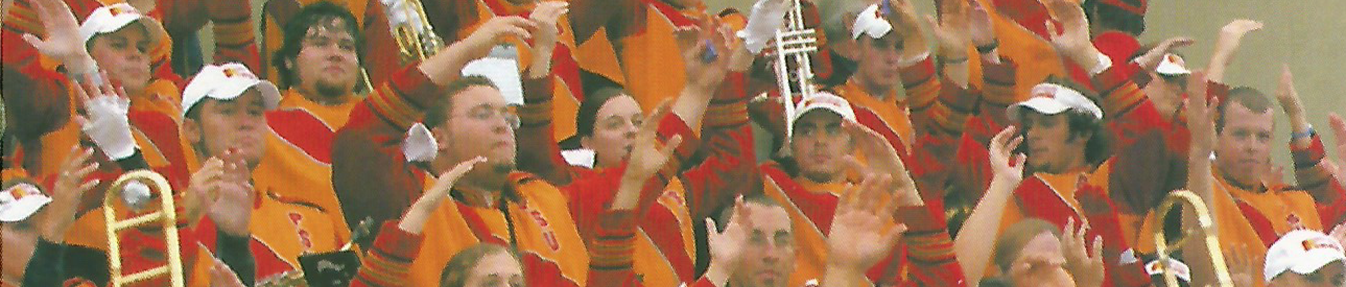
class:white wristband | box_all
[1088,53,1113,76]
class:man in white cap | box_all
[1139,52,1191,120]
[1264,230,1346,287]
[755,92,960,286]
[1,182,54,287]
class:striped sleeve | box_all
[515,75,580,185]
[351,222,425,287]
[365,64,442,130]
[1090,62,1148,120]
[979,57,1018,126]
[684,71,760,220]
[895,205,967,287]
[1292,134,1345,205]
[586,211,641,287]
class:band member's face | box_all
[1008,232,1075,287]
[1269,261,1346,287]
[463,252,525,287]
[732,203,795,287]
[583,95,642,168]
[186,90,267,167]
[1,219,39,282]
[292,19,359,100]
[1215,102,1274,186]
[790,111,852,182]
[89,23,152,94]
[1020,111,1086,173]
[1141,71,1187,117]
[855,34,903,91]
[439,86,518,171]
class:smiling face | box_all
[288,18,359,103]
[582,95,642,169]
[88,23,152,95]
[730,203,795,287]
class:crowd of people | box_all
[1,0,1344,286]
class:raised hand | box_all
[989,126,1026,184]
[927,0,971,60]
[889,0,930,60]
[184,157,226,224]
[1185,71,1218,156]
[424,16,536,84]
[1275,65,1312,136]
[675,16,734,94]
[1042,0,1102,71]
[842,121,921,206]
[1061,217,1104,287]
[613,102,683,210]
[40,147,101,242]
[827,173,907,272]
[22,0,96,73]
[74,71,136,160]
[1207,19,1262,83]
[526,2,568,78]
[968,0,996,49]
[208,149,256,237]
[401,156,486,234]
[704,197,751,285]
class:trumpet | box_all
[381,0,444,65]
[1151,190,1233,286]
[770,0,820,136]
[103,170,184,287]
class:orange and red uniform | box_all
[251,90,359,228]
[332,64,682,286]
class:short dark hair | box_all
[713,192,782,231]
[271,1,364,89]
[439,243,520,287]
[1216,87,1274,133]
[423,75,500,129]
[1082,0,1147,35]
[1023,77,1113,166]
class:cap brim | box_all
[211,78,282,111]
[1287,250,1346,276]
[1155,62,1191,75]
[85,15,168,46]
[1007,97,1071,120]
[0,196,52,222]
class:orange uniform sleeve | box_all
[350,222,425,287]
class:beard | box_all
[314,79,353,100]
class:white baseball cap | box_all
[851,4,892,40]
[787,91,858,139]
[1007,83,1105,120]
[0,183,52,222]
[79,3,167,46]
[1264,230,1346,282]
[1144,257,1192,284]
[181,63,281,117]
[1155,53,1190,76]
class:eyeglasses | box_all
[456,106,520,129]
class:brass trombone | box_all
[103,170,184,287]
[1151,190,1233,286]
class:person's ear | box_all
[433,125,452,152]
[183,117,203,148]
[580,135,593,150]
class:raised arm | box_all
[954,126,1024,284]
[823,172,909,286]
[515,2,581,185]
[349,157,484,287]
[1205,20,1263,84]
[1274,66,1346,205]
[1182,70,1224,287]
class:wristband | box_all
[976,40,999,54]
[1292,125,1316,140]
[943,57,969,64]
[1088,53,1113,76]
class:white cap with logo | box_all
[181,63,282,117]
[79,3,167,46]
[1264,229,1346,282]
[851,4,892,40]
[0,183,51,222]
[1155,53,1191,76]
[1007,83,1104,121]
[787,92,857,138]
